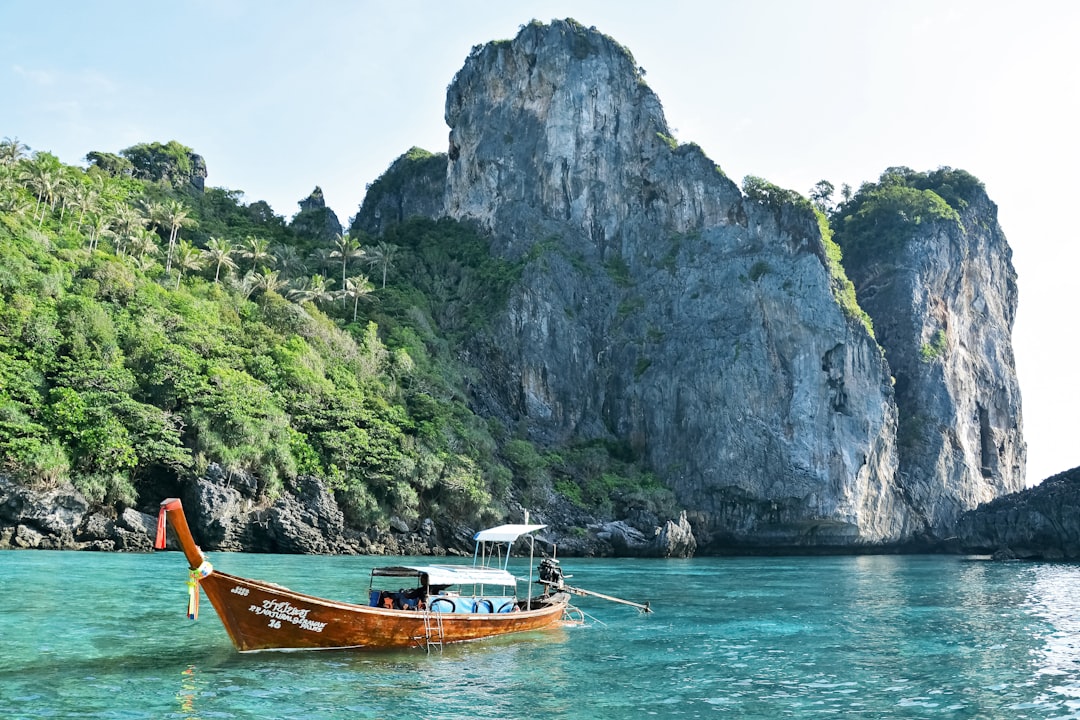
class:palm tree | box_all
[0,189,31,217]
[238,272,258,301]
[32,172,58,227]
[330,233,364,308]
[365,241,398,288]
[133,251,159,273]
[240,235,274,273]
[85,211,112,252]
[205,237,238,282]
[250,269,287,297]
[343,274,375,321]
[162,200,194,273]
[113,204,146,240]
[288,274,335,305]
[72,184,99,233]
[55,172,76,228]
[20,159,59,226]
[308,247,336,276]
[0,137,29,166]
[287,278,313,303]
[128,228,160,263]
[272,243,308,279]
[141,199,165,234]
[113,230,132,257]
[0,165,22,212]
[173,239,203,289]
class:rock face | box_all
[440,20,917,549]
[176,466,358,554]
[290,186,343,242]
[957,466,1080,559]
[260,476,349,554]
[351,149,447,236]
[188,153,208,192]
[121,142,207,192]
[0,469,462,555]
[361,19,1024,550]
[0,475,87,549]
[0,475,155,551]
[839,179,1026,533]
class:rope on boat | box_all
[568,604,607,627]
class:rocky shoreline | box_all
[0,466,697,559]
[957,466,1080,560]
[7,464,1078,561]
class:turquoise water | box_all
[1,552,1079,719]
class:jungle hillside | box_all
[0,138,673,535]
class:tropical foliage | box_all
[830,167,978,269]
[0,137,689,531]
[0,139,523,528]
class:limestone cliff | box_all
[360,19,1024,549]
[835,170,1026,532]
[441,19,917,548]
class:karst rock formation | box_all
[359,19,1025,550]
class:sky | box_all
[2,0,1077,485]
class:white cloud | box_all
[12,64,56,86]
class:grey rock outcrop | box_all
[0,475,88,549]
[590,512,697,558]
[178,464,255,551]
[176,468,356,554]
[655,511,696,558]
[256,475,352,554]
[0,475,157,551]
[957,466,1080,559]
[838,174,1026,532]
[351,148,447,236]
[290,186,343,243]
[188,153,208,192]
[171,468,475,555]
[120,142,207,192]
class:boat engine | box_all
[538,557,564,589]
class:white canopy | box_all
[376,564,517,587]
[473,523,546,543]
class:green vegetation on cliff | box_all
[0,138,510,527]
[831,167,982,269]
[0,137,668,530]
[741,175,873,336]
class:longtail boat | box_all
[155,498,573,652]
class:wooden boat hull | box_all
[199,570,568,652]
[158,498,569,652]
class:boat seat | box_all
[428,596,518,613]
